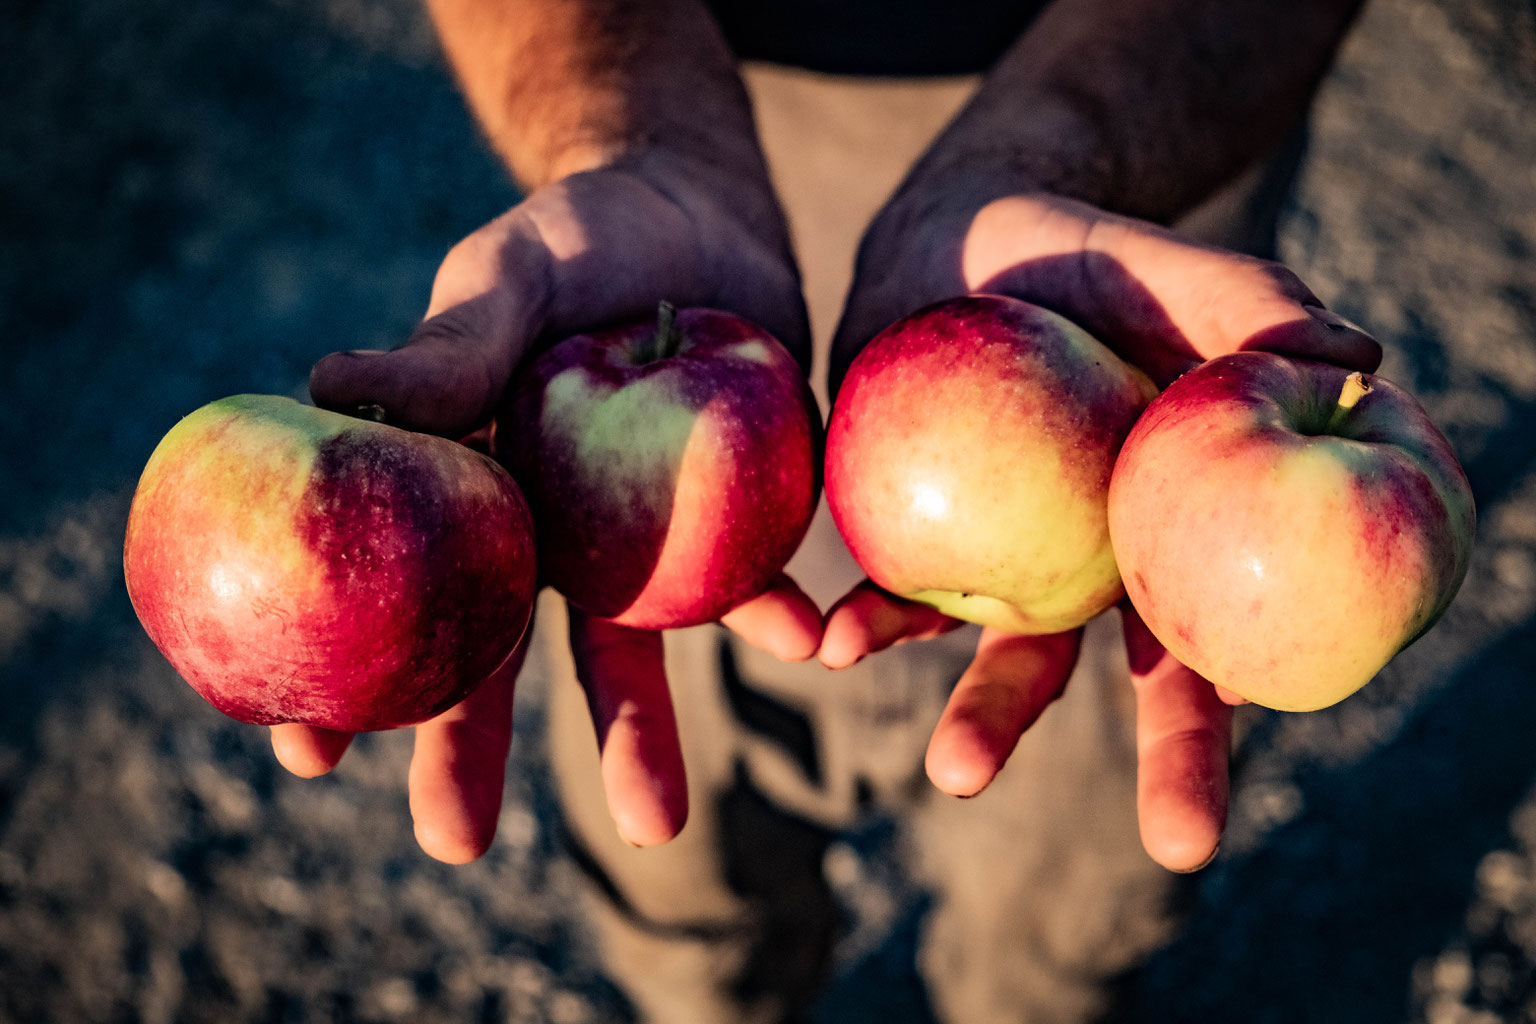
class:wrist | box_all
[908,96,1117,213]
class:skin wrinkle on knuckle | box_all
[434,714,512,754]
[954,672,1045,724]
[1141,723,1226,759]
[402,316,501,429]
[1070,212,1115,322]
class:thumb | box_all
[965,196,1383,386]
[310,215,551,438]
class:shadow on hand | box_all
[836,246,1358,398]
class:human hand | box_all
[822,190,1382,871]
[275,152,822,860]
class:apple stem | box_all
[1324,372,1372,435]
[652,300,680,361]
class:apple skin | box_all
[499,306,821,630]
[123,395,538,732]
[826,294,1158,634]
[1108,352,1476,711]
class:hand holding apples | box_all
[822,191,1384,871]
[298,158,818,855]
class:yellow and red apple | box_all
[1108,352,1476,710]
[498,304,820,630]
[124,395,538,732]
[826,294,1158,634]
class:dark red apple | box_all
[124,394,538,732]
[1108,352,1476,710]
[498,303,820,630]
[826,294,1157,634]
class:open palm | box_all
[823,192,1382,871]
[274,159,821,860]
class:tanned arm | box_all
[825,0,1378,874]
[424,0,790,248]
[290,0,821,859]
[906,0,1367,220]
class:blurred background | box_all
[2,0,1534,1020]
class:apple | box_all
[1108,352,1476,711]
[825,294,1158,634]
[498,303,820,630]
[123,394,538,732]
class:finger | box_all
[960,196,1382,384]
[719,573,823,662]
[406,634,530,864]
[270,724,353,777]
[568,610,688,846]
[818,580,963,670]
[1214,684,1250,707]
[309,213,550,438]
[924,628,1082,797]
[1280,304,1383,371]
[1123,605,1232,873]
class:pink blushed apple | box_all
[826,294,1158,634]
[124,395,538,732]
[498,304,820,630]
[1108,352,1476,711]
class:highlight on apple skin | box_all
[123,395,538,732]
[1108,352,1476,711]
[499,304,821,631]
[826,294,1158,635]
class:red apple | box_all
[123,395,538,732]
[1108,352,1476,711]
[498,303,820,630]
[826,294,1158,634]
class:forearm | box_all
[426,0,786,239]
[905,0,1365,221]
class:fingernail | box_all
[342,348,387,357]
[1302,304,1371,336]
[1171,843,1220,874]
[350,403,388,423]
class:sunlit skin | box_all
[501,306,820,630]
[215,0,1386,892]
[821,195,1384,871]
[124,395,538,732]
[828,295,1156,635]
[1109,353,1475,711]
[291,171,825,858]
[287,192,1386,870]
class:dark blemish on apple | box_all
[301,431,447,584]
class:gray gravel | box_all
[2,0,1534,1021]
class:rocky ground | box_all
[1,0,1534,1021]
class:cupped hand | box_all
[275,154,822,860]
[822,190,1381,871]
